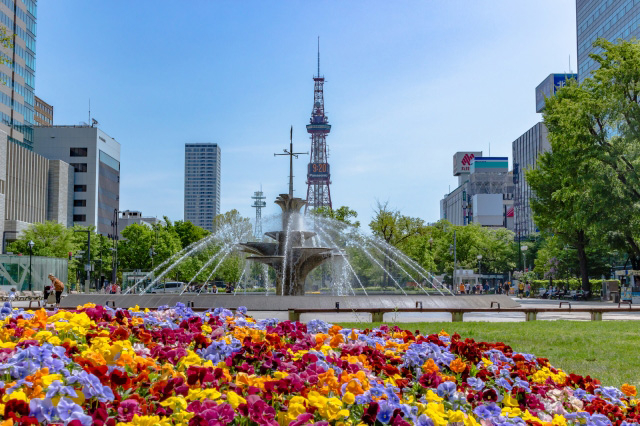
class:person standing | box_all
[518,281,525,298]
[48,274,65,308]
[525,281,531,298]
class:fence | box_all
[0,254,68,291]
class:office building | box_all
[512,122,550,239]
[440,152,514,229]
[117,210,162,240]
[0,131,73,251]
[0,0,37,150]
[34,96,52,126]
[33,125,121,235]
[577,0,640,82]
[184,143,221,232]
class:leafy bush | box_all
[529,279,618,295]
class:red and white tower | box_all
[305,39,332,213]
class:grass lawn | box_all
[339,320,640,388]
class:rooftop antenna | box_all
[317,36,320,77]
[88,99,91,125]
[569,54,572,74]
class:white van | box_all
[149,282,185,293]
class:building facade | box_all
[0,0,37,150]
[34,95,52,126]
[512,122,550,239]
[117,210,161,239]
[0,131,73,251]
[33,126,121,235]
[184,143,221,232]
[577,0,640,82]
[440,153,514,229]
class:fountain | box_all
[238,193,339,295]
[239,128,340,295]
[60,128,520,314]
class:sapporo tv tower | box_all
[305,38,332,213]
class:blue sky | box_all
[36,1,577,227]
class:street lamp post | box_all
[521,245,528,272]
[27,240,34,291]
[74,230,91,292]
[477,254,483,275]
[149,247,155,270]
[428,237,433,286]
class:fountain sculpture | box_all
[238,129,339,295]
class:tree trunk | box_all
[575,231,590,293]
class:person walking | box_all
[518,281,525,298]
[48,274,65,308]
[525,281,531,298]
[458,282,465,295]
[503,281,510,296]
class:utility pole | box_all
[109,209,121,285]
[453,230,457,291]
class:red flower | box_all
[362,401,379,425]
[419,372,442,389]
[110,368,132,389]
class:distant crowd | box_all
[458,281,530,297]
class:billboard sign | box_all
[535,73,577,113]
[308,163,330,180]
[453,152,482,176]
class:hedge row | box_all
[527,279,619,294]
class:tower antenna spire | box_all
[305,40,333,213]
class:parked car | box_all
[149,281,185,293]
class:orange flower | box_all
[450,358,467,374]
[329,333,344,348]
[621,384,637,397]
[328,324,343,336]
[422,359,439,374]
[438,329,450,337]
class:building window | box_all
[71,163,88,173]
[73,199,87,207]
[73,214,86,222]
[70,147,88,157]
[74,185,87,192]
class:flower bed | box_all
[0,302,637,425]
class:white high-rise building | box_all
[184,143,221,232]
[33,125,121,235]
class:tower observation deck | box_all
[305,38,332,213]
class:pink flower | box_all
[117,399,141,422]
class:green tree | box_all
[529,38,640,290]
[369,202,425,288]
[167,218,209,249]
[7,221,75,258]
[313,206,360,227]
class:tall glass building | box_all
[0,0,36,150]
[184,143,221,232]
[577,0,640,82]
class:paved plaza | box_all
[9,296,640,323]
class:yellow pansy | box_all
[425,390,444,403]
[501,407,522,417]
[342,391,355,405]
[226,391,246,409]
[552,414,568,426]
[159,396,187,411]
[187,388,221,401]
[447,410,466,422]
[502,393,520,407]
